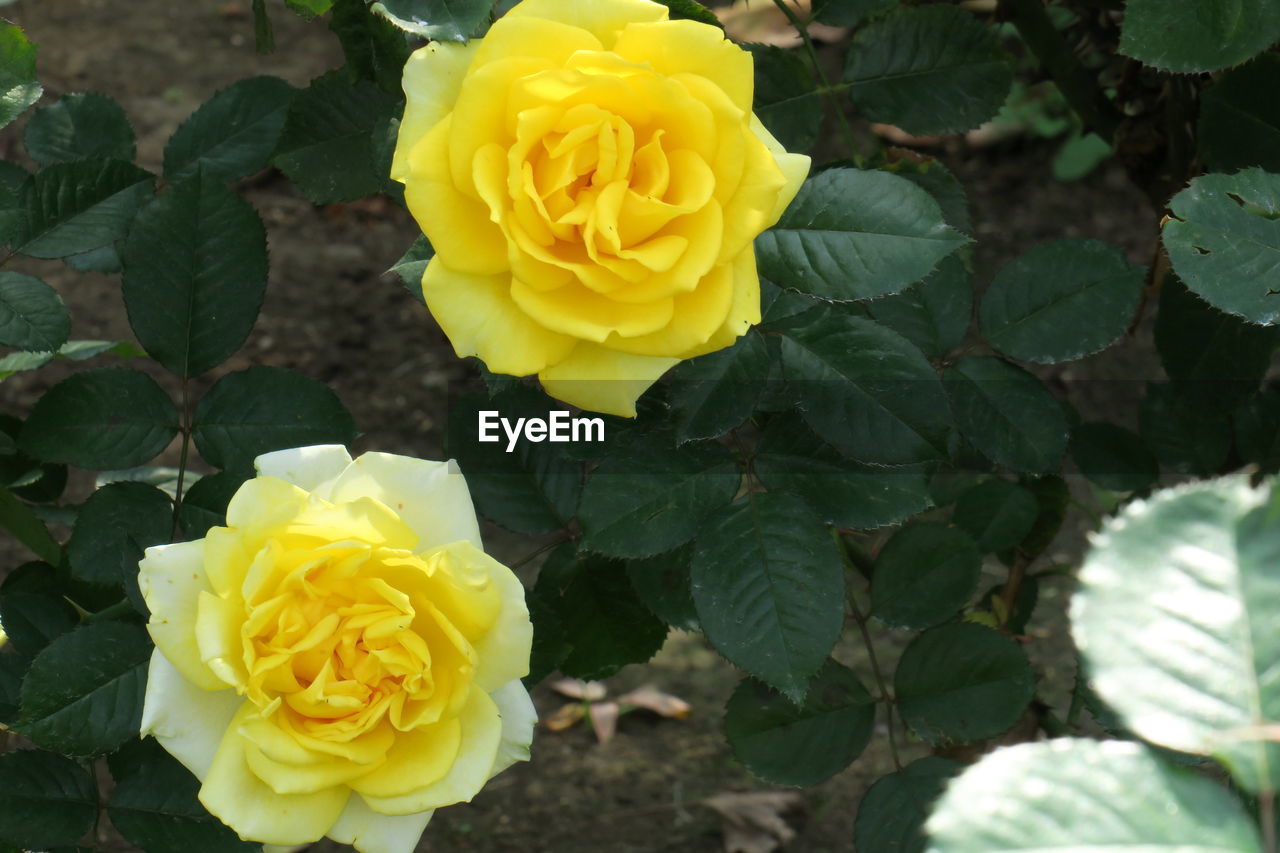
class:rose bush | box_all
[136,445,535,853]
[391,0,810,417]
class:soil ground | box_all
[0,2,1159,851]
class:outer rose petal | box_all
[503,0,667,47]
[253,444,353,497]
[683,246,764,358]
[750,114,810,224]
[200,705,351,846]
[141,652,243,779]
[138,541,225,690]
[328,795,434,853]
[391,41,480,182]
[433,542,533,691]
[538,344,680,418]
[612,20,753,111]
[490,679,537,776]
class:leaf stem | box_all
[510,532,573,571]
[998,552,1030,629]
[170,376,192,541]
[1262,790,1277,853]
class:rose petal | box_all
[490,679,538,776]
[138,541,226,691]
[503,0,667,47]
[613,19,753,111]
[750,114,810,224]
[141,652,243,779]
[391,40,480,182]
[328,795,434,853]
[538,344,679,417]
[346,716,463,799]
[253,445,353,498]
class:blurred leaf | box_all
[524,583,568,686]
[369,0,492,40]
[20,368,179,470]
[0,652,23,726]
[1120,0,1280,73]
[725,660,875,786]
[0,272,67,353]
[1073,476,1280,793]
[980,239,1144,364]
[1199,55,1280,174]
[747,44,822,153]
[1069,422,1158,494]
[927,739,1262,851]
[1016,474,1068,559]
[871,522,981,630]
[1139,383,1230,476]
[692,491,844,701]
[843,5,1012,135]
[193,366,356,471]
[625,544,699,632]
[895,622,1034,744]
[12,159,154,259]
[0,750,96,850]
[0,24,41,131]
[1236,387,1280,475]
[389,234,433,303]
[0,159,28,247]
[854,756,962,853]
[556,555,669,681]
[0,562,77,657]
[284,0,333,16]
[330,0,412,94]
[0,339,141,381]
[703,791,803,853]
[668,330,772,443]
[951,479,1039,553]
[251,0,275,52]
[1052,131,1110,182]
[24,93,135,166]
[943,356,1067,474]
[1164,168,1280,325]
[757,168,967,301]
[654,0,720,26]
[178,469,247,539]
[814,0,897,27]
[864,256,971,360]
[63,242,122,272]
[66,482,171,591]
[164,76,297,183]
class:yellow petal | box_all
[686,247,763,357]
[419,259,577,376]
[391,41,480,182]
[502,0,667,47]
[613,20,753,111]
[489,679,537,776]
[240,712,391,795]
[141,651,244,779]
[538,344,679,417]
[200,705,350,846]
[223,476,313,539]
[603,258,734,358]
[328,796,433,853]
[510,277,675,341]
[750,113,810,224]
[287,496,419,551]
[139,541,227,690]
[347,715,462,799]
[253,445,353,499]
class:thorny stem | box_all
[170,377,192,541]
[768,0,865,161]
[1262,790,1277,853]
[998,552,1030,629]
[510,532,573,571]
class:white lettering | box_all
[549,410,570,441]
[526,420,547,442]
[479,410,606,452]
[477,410,500,442]
[572,416,604,442]
[502,417,525,453]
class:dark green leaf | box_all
[747,44,822,154]
[369,0,493,40]
[164,76,298,184]
[1120,0,1280,73]
[273,71,400,204]
[668,330,772,443]
[579,435,738,558]
[0,486,60,564]
[63,242,122,273]
[895,622,1034,744]
[24,93,135,166]
[0,750,96,850]
[390,234,433,303]
[0,24,41,131]
[654,0,720,26]
[882,157,972,237]
[814,0,898,27]
[865,256,971,360]
[843,5,1013,135]
[122,171,268,377]
[557,555,669,680]
[951,479,1039,553]
[0,159,28,246]
[854,756,962,853]
[777,310,952,465]
[1140,383,1230,476]
[980,239,1144,364]
[192,366,356,471]
[1164,168,1280,325]
[284,0,333,16]
[1236,386,1280,474]
[756,168,968,301]
[13,159,154,259]
[67,482,171,590]
[625,544,699,632]
[870,522,981,630]
[691,492,844,701]
[19,621,151,757]
[0,652,24,725]
[725,660,875,786]
[0,562,78,657]
[330,0,412,95]
[942,356,1067,474]
[0,271,68,353]
[20,368,179,469]
[753,413,933,530]
[1016,474,1068,558]
[251,0,275,52]
[1199,55,1280,174]
[178,469,247,538]
[525,584,568,686]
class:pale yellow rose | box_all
[138,445,535,853]
[392,0,810,417]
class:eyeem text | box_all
[477,410,605,453]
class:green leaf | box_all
[579,435,738,558]
[19,368,179,469]
[284,0,333,16]
[557,554,669,680]
[0,339,140,381]
[1120,0,1280,74]
[814,0,897,27]
[0,488,60,564]
[122,171,268,378]
[164,76,298,184]
[691,491,844,701]
[951,479,1039,553]
[67,482,171,590]
[842,5,1013,136]
[0,562,77,656]
[13,159,154,259]
[369,0,493,40]
[1069,422,1158,494]
[870,522,981,630]
[1199,55,1280,174]
[251,0,275,52]
[178,469,246,539]
[1164,168,1280,326]
[272,71,400,204]
[895,622,1034,744]
[942,356,1067,474]
[864,255,971,360]
[389,234,433,303]
[980,238,1145,364]
[725,660,875,786]
[756,168,968,302]
[330,0,412,95]
[525,582,568,686]
[753,413,933,530]
[853,756,962,853]
[1156,276,1279,410]
[0,271,67,353]
[625,544,699,632]
[18,621,151,757]
[1236,387,1280,474]
[929,740,1263,852]
[445,388,583,535]
[0,652,24,726]
[0,24,41,131]
[882,156,972,237]
[1073,476,1280,793]
[24,93,135,166]
[108,739,261,853]
[0,159,28,247]
[1052,131,1111,182]
[668,330,772,443]
[1140,382,1230,476]
[777,310,952,465]
[192,366,356,471]
[0,750,96,850]
[747,44,822,154]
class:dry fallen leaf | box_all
[715,0,848,48]
[550,678,608,702]
[543,680,693,743]
[616,685,693,719]
[703,791,805,853]
[543,702,586,732]
[587,700,620,744]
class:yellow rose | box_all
[392,0,810,417]
[137,445,535,853]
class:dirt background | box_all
[0,1,1161,851]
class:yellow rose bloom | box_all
[137,445,535,853]
[392,0,810,417]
